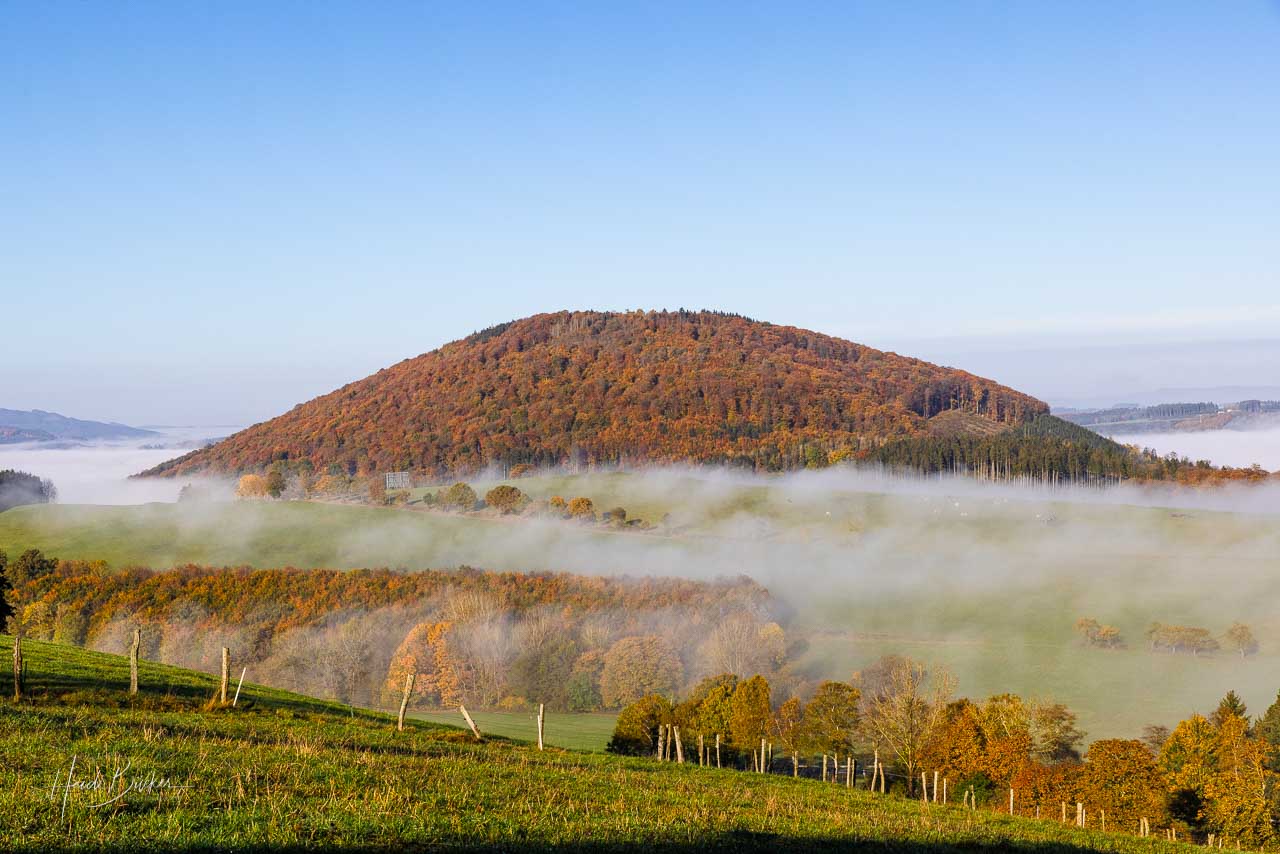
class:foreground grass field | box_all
[4,469,1280,740]
[0,637,1198,853]
[410,708,618,752]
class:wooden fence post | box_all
[674,726,684,764]
[698,733,704,766]
[1061,802,1067,823]
[847,756,853,788]
[934,771,939,803]
[396,672,415,731]
[12,635,22,702]
[943,777,948,803]
[220,647,230,704]
[922,773,928,802]
[760,738,766,773]
[459,705,483,740]
[1009,788,1014,815]
[715,733,721,768]
[129,628,140,695]
[823,754,828,782]
[537,703,545,751]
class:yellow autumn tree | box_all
[235,474,268,499]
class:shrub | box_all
[568,497,595,520]
[440,482,478,510]
[509,463,534,479]
[607,694,673,755]
[484,485,529,515]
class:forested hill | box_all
[141,310,1047,477]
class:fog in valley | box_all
[6,435,1280,740]
[1111,427,1280,471]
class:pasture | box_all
[0,636,1198,852]
[3,469,1280,741]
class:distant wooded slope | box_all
[141,310,1046,477]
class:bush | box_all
[440,482,478,510]
[484,485,529,515]
[607,694,673,756]
[509,463,534,479]
[568,497,595,520]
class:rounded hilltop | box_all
[140,309,1046,477]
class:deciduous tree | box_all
[599,635,683,708]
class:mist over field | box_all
[0,426,237,504]
[5,453,1280,740]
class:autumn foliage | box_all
[141,310,1046,478]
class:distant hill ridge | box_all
[142,309,1047,477]
[0,408,157,442]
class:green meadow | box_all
[0,636,1200,853]
[3,469,1280,741]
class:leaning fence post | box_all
[129,628,140,695]
[396,672,415,731]
[232,667,247,706]
[219,647,230,704]
[459,705,483,740]
[537,703,545,751]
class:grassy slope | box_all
[4,471,1280,741]
[410,708,618,752]
[0,637,1195,853]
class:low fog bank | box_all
[0,426,236,504]
[1111,427,1280,472]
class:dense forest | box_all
[864,416,1275,486]
[141,310,1047,478]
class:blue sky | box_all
[4,2,1279,424]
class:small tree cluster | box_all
[1074,617,1124,648]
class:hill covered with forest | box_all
[142,310,1046,477]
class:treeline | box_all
[141,310,1047,478]
[864,415,1276,486]
[0,469,56,513]
[610,657,1280,847]
[0,550,802,712]
[1075,618,1259,658]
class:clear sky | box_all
[4,2,1279,424]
